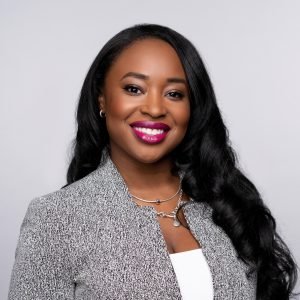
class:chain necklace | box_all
[130,180,182,205]
[130,189,186,227]
[156,189,186,227]
[129,181,186,227]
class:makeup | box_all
[130,121,170,144]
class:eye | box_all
[123,85,143,95]
[167,91,185,100]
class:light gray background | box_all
[1,0,299,297]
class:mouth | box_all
[129,121,170,144]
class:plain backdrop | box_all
[1,0,299,297]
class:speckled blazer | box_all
[8,154,257,299]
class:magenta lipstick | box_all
[130,121,170,144]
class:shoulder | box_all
[27,166,114,220]
[19,167,115,262]
[18,168,117,261]
[9,169,112,298]
[24,153,131,231]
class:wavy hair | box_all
[65,24,298,299]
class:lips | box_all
[130,121,170,144]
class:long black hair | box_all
[65,23,298,299]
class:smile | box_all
[130,121,170,144]
[134,127,164,135]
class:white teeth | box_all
[134,127,164,135]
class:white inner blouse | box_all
[169,248,214,300]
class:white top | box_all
[169,248,214,300]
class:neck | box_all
[109,149,180,199]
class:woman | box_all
[9,24,298,299]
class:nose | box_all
[139,91,167,118]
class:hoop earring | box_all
[99,110,106,118]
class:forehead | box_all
[106,38,186,80]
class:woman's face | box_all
[99,38,190,164]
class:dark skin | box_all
[99,38,201,254]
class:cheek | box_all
[107,99,123,117]
[104,94,136,138]
[174,103,190,130]
[105,93,134,118]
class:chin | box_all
[132,149,172,164]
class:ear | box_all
[98,94,106,112]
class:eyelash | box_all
[123,85,185,100]
[123,85,142,95]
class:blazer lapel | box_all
[91,155,183,299]
[183,202,255,299]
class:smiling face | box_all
[99,38,190,165]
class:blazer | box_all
[8,154,257,299]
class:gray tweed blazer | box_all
[9,155,256,299]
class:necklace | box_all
[131,188,187,227]
[130,180,182,205]
[156,189,186,227]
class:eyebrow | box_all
[120,72,187,85]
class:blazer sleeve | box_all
[8,197,75,299]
